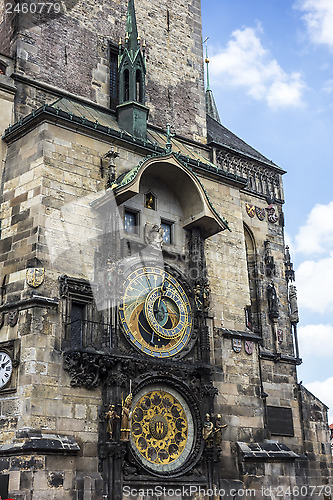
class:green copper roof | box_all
[113,152,231,231]
[125,0,140,61]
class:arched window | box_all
[124,69,130,102]
[244,224,260,334]
[136,69,142,103]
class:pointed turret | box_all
[117,0,149,140]
[125,0,140,58]
[205,45,221,124]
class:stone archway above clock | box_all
[93,154,230,239]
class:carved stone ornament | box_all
[277,329,284,345]
[7,309,18,327]
[59,275,93,299]
[232,338,242,353]
[63,351,117,389]
[144,223,164,249]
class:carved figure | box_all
[267,281,279,320]
[120,393,133,441]
[202,413,214,447]
[288,285,299,324]
[145,193,155,210]
[145,224,164,250]
[202,284,210,310]
[264,240,275,277]
[105,405,120,439]
[194,284,203,310]
[214,414,227,447]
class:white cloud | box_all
[299,324,333,356]
[295,201,333,255]
[305,377,333,423]
[296,254,333,313]
[210,26,305,109]
[295,0,333,50]
[292,202,333,314]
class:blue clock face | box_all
[119,267,192,358]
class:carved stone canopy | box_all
[92,154,229,239]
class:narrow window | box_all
[136,70,142,103]
[161,221,172,244]
[70,302,85,349]
[0,63,6,75]
[124,69,130,102]
[124,210,138,234]
[109,44,119,110]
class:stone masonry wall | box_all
[4,0,206,142]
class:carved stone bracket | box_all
[63,351,117,389]
[59,275,93,299]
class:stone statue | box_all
[202,413,214,447]
[145,224,164,250]
[194,284,203,310]
[105,404,119,439]
[264,240,275,277]
[288,284,299,324]
[120,393,133,441]
[267,281,279,320]
[214,414,227,448]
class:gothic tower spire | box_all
[204,43,221,124]
[117,0,149,140]
[125,0,140,58]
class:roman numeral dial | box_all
[119,267,193,358]
[0,352,13,389]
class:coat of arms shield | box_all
[232,338,242,353]
[26,268,45,288]
[244,340,254,355]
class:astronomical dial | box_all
[0,352,13,389]
[119,267,192,358]
[130,385,195,473]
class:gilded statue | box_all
[202,413,214,447]
[105,405,119,440]
[120,393,133,441]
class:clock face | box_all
[119,267,192,358]
[130,385,194,473]
[0,352,13,389]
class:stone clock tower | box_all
[0,0,332,498]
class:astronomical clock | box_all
[119,266,192,358]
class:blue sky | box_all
[202,0,333,422]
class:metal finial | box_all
[166,123,175,153]
[204,37,211,91]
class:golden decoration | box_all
[26,268,45,288]
[131,390,188,466]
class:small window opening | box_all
[124,69,130,102]
[145,192,156,210]
[161,221,172,244]
[136,69,142,103]
[124,210,138,234]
